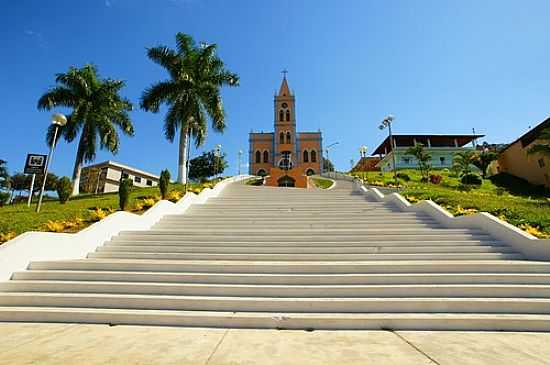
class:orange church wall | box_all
[265,168,309,188]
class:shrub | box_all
[457,184,472,192]
[420,177,429,183]
[56,177,72,204]
[461,173,482,186]
[43,220,65,232]
[89,207,108,222]
[489,173,549,197]
[119,178,133,211]
[429,174,443,184]
[0,231,16,243]
[159,169,170,199]
[0,192,9,207]
[167,190,183,202]
[495,187,506,196]
[396,172,410,181]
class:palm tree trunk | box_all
[177,127,189,184]
[71,158,82,196]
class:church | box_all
[249,75,323,188]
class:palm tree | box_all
[405,144,431,180]
[38,64,134,195]
[453,150,478,176]
[528,127,550,157]
[140,32,239,184]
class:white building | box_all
[373,134,484,172]
[79,161,159,194]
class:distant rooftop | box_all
[372,134,484,155]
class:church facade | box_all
[249,76,322,188]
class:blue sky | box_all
[1,0,549,177]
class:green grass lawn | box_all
[311,177,334,189]
[0,180,216,243]
[350,169,550,238]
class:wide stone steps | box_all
[13,271,550,285]
[2,282,549,298]
[86,252,522,261]
[96,245,513,254]
[106,240,498,247]
[26,259,549,274]
[2,308,550,331]
[0,180,546,330]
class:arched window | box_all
[263,150,269,163]
[257,169,267,177]
[279,132,285,144]
[286,110,290,121]
[279,110,284,122]
[255,150,261,163]
[311,150,317,162]
[303,150,309,163]
[286,132,291,144]
[306,168,315,176]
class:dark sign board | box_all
[24,154,47,175]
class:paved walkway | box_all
[2,323,550,364]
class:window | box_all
[286,132,291,144]
[286,110,290,121]
[402,157,411,165]
[303,150,309,163]
[311,150,317,162]
[306,168,315,176]
[257,169,267,177]
[134,176,142,183]
[279,110,284,122]
[146,179,153,186]
[279,151,292,169]
[440,157,446,165]
[263,150,269,163]
[255,150,261,163]
[538,158,546,168]
[279,132,285,144]
[121,172,129,179]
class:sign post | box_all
[24,154,47,207]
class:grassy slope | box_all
[311,177,334,189]
[351,170,550,238]
[0,181,213,243]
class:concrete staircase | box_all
[1,180,550,330]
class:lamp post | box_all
[36,113,67,213]
[379,115,398,185]
[324,142,339,177]
[359,145,368,181]
[215,144,222,180]
[238,149,243,176]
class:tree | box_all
[56,177,72,204]
[473,149,497,178]
[453,150,478,176]
[323,158,335,172]
[159,169,170,199]
[140,32,239,184]
[528,127,550,157]
[38,64,134,196]
[188,150,228,181]
[0,160,9,190]
[119,178,132,210]
[405,144,432,180]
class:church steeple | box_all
[278,70,291,96]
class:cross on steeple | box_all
[281,69,288,79]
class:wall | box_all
[498,140,550,187]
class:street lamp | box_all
[379,114,398,184]
[238,149,243,176]
[324,142,339,176]
[36,113,67,213]
[215,144,222,180]
[359,145,368,158]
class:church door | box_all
[277,175,295,187]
